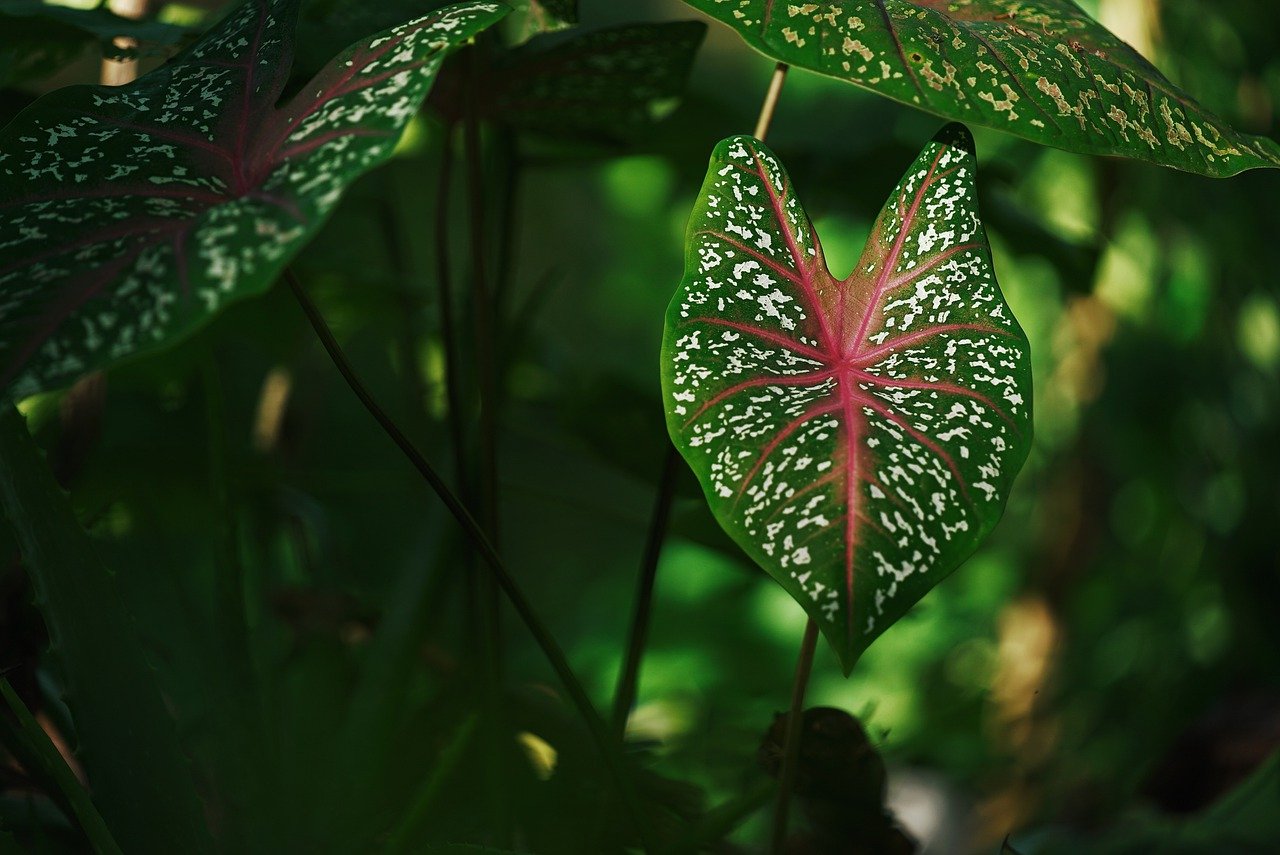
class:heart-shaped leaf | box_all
[662,126,1032,670]
[682,0,1280,178]
[0,0,507,399]
[488,21,707,141]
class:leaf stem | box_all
[284,269,654,850]
[433,124,470,498]
[464,47,508,840]
[611,449,680,736]
[0,679,123,855]
[611,58,793,738]
[770,617,819,855]
[753,62,790,141]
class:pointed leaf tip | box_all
[662,130,1032,670]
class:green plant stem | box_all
[611,449,679,736]
[432,123,469,494]
[284,269,654,850]
[610,59,793,739]
[0,680,124,855]
[771,617,819,855]
[753,62,789,140]
[464,47,508,842]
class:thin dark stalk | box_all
[611,450,679,736]
[770,618,819,855]
[284,269,654,850]
[432,124,469,491]
[493,129,521,317]
[464,57,500,545]
[464,48,508,841]
[610,59,793,739]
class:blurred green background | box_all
[2,0,1280,852]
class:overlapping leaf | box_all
[682,0,1280,177]
[0,0,507,399]
[488,21,707,140]
[662,126,1032,669]
[0,0,189,86]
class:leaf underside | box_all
[492,21,708,140]
[0,0,507,399]
[662,126,1032,670]
[682,0,1280,177]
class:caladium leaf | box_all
[661,126,1032,671]
[0,0,507,399]
[489,21,707,141]
[682,0,1280,178]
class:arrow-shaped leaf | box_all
[0,0,508,399]
[662,126,1032,671]
[682,0,1280,177]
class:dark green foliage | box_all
[0,0,1278,852]
[0,0,188,86]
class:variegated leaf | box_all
[0,0,507,399]
[682,0,1280,178]
[661,126,1032,670]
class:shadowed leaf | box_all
[0,407,209,853]
[0,0,507,399]
[490,21,707,141]
[683,0,1280,177]
[661,126,1032,670]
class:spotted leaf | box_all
[0,0,507,399]
[662,126,1032,671]
[489,21,707,141]
[682,0,1280,178]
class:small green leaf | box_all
[661,126,1032,671]
[0,407,209,853]
[682,0,1280,177]
[0,0,508,399]
[489,21,707,141]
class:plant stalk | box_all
[284,269,654,850]
[754,62,790,140]
[611,449,679,736]
[431,123,470,491]
[464,47,508,841]
[610,59,793,738]
[770,617,819,855]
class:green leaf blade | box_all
[662,126,1032,670]
[0,408,209,854]
[682,0,1280,177]
[0,0,508,399]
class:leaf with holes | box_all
[0,0,507,399]
[662,126,1032,671]
[487,21,707,141]
[682,0,1280,178]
